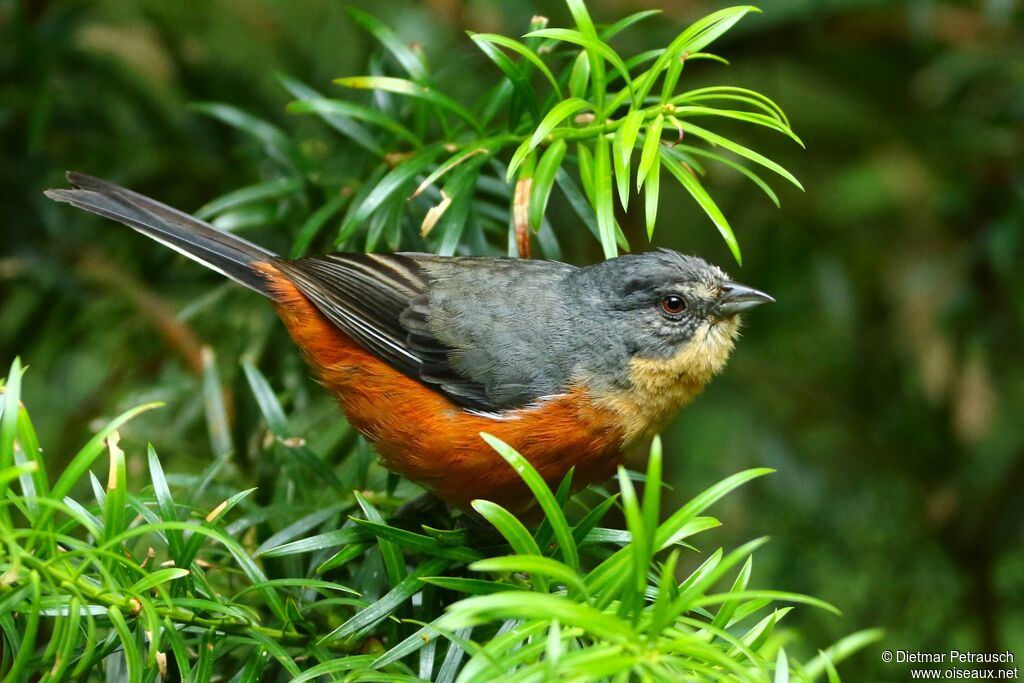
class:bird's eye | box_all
[661,295,687,316]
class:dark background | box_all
[2,0,1022,678]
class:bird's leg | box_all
[453,505,506,546]
[391,491,447,526]
[390,491,505,546]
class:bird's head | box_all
[596,249,772,376]
[571,249,773,440]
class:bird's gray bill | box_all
[715,281,775,317]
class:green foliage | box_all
[191,3,799,264]
[0,360,878,681]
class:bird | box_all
[46,172,773,513]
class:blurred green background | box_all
[2,0,1022,678]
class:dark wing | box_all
[272,253,425,379]
[271,253,496,411]
[397,290,496,408]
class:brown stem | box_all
[513,177,532,258]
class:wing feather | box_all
[272,253,576,412]
[271,253,496,410]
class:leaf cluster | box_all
[191,3,801,264]
[0,359,878,681]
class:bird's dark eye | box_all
[660,295,687,316]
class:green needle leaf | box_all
[480,433,579,573]
[51,402,162,503]
[471,555,587,598]
[337,144,445,242]
[468,33,562,97]
[286,99,422,147]
[568,51,591,99]
[0,358,25,505]
[612,109,644,209]
[803,629,886,680]
[469,34,539,122]
[600,9,662,40]
[663,155,742,265]
[195,178,303,221]
[524,29,633,98]
[320,557,451,643]
[636,6,761,103]
[593,134,619,259]
[335,76,482,133]
[644,153,661,240]
[191,102,299,170]
[472,499,543,557]
[671,117,803,189]
[442,592,634,645]
[507,98,592,181]
[529,139,567,232]
[347,7,430,81]
[129,568,191,594]
[107,606,142,683]
[355,492,407,587]
[277,73,384,155]
[671,144,780,208]
[637,115,664,191]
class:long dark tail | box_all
[45,172,276,296]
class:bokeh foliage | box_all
[2,0,1023,680]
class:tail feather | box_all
[45,172,276,296]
